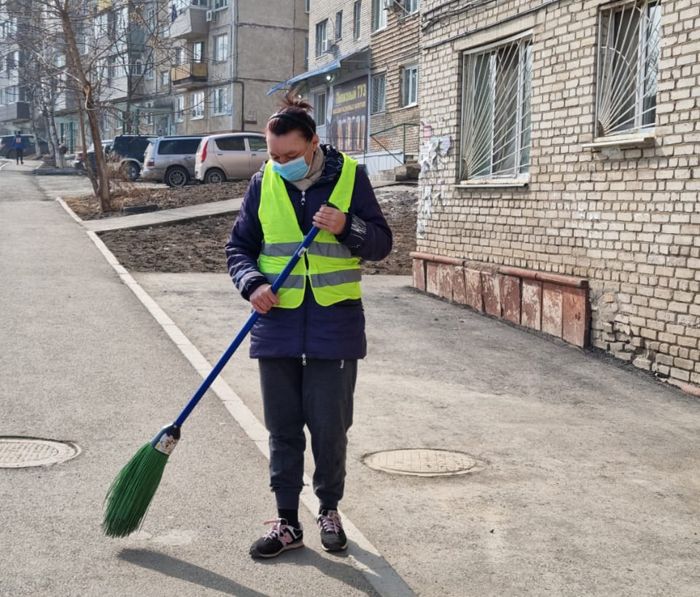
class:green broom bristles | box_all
[102,442,170,538]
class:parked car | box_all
[141,135,204,187]
[109,134,156,181]
[72,139,113,171]
[0,134,49,158]
[195,133,267,184]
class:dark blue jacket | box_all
[225,145,392,360]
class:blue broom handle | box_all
[173,226,321,428]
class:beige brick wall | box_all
[419,0,700,386]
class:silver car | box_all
[195,133,267,184]
[142,136,204,187]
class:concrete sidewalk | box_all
[3,165,700,596]
[0,168,380,596]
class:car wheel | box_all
[204,168,226,184]
[122,162,140,181]
[164,166,188,188]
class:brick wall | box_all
[369,8,420,156]
[418,0,700,389]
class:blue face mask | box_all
[272,154,310,182]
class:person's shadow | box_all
[119,545,378,596]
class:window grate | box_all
[461,37,532,180]
[596,1,660,137]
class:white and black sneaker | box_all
[316,509,348,552]
[249,518,304,559]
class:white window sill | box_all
[191,116,204,120]
[457,178,529,189]
[582,131,655,151]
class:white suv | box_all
[195,133,267,184]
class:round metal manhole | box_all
[0,437,81,469]
[362,448,480,477]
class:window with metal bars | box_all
[460,36,532,180]
[596,0,660,137]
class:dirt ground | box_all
[65,180,250,220]
[97,184,418,276]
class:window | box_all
[371,0,386,31]
[213,0,228,9]
[401,64,418,106]
[370,73,386,113]
[191,91,204,119]
[95,13,108,38]
[160,70,170,89]
[314,92,327,125]
[404,0,419,13]
[214,33,229,62]
[215,136,245,151]
[353,1,362,39]
[315,20,328,56]
[335,10,343,40]
[304,36,309,69]
[304,0,310,13]
[596,1,660,137]
[247,136,267,151]
[461,36,532,180]
[175,95,185,122]
[212,86,230,115]
[192,41,205,63]
[175,47,186,65]
[159,138,201,154]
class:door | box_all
[213,136,249,179]
[246,136,268,173]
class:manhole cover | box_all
[362,448,479,477]
[0,437,81,469]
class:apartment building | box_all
[414,0,700,391]
[0,7,29,136]
[271,0,421,175]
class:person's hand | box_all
[250,284,279,314]
[313,205,346,235]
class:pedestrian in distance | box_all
[13,132,24,165]
[226,89,392,559]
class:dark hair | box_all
[267,89,317,141]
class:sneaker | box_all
[249,518,304,559]
[316,509,348,552]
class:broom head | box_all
[102,425,180,538]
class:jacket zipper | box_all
[301,189,307,366]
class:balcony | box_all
[169,6,208,40]
[0,101,30,123]
[171,62,208,88]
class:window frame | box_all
[315,19,328,57]
[314,91,327,125]
[459,33,533,182]
[213,33,229,62]
[370,72,386,114]
[400,63,418,107]
[174,95,185,123]
[212,86,230,116]
[371,0,387,32]
[191,91,205,120]
[335,10,343,40]
[353,1,362,39]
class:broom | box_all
[103,226,321,538]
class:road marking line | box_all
[59,199,414,596]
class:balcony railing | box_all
[0,101,30,123]
[171,62,208,88]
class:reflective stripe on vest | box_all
[258,153,362,308]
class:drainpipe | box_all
[231,0,244,131]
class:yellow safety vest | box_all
[257,153,362,308]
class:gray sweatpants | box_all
[259,357,357,511]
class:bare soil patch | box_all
[98,184,417,276]
[65,180,249,220]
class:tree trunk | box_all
[57,1,112,211]
[46,102,64,168]
[78,103,98,195]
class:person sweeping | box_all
[225,90,392,558]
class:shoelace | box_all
[262,518,286,540]
[318,511,343,534]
